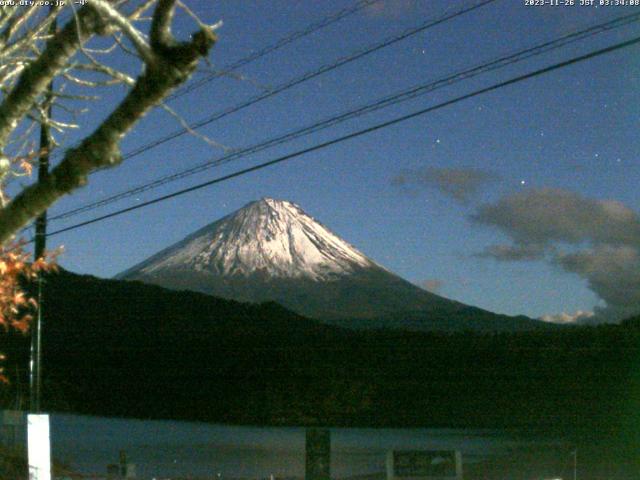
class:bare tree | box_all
[0,0,218,245]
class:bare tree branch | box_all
[72,62,136,86]
[129,0,158,21]
[87,0,154,64]
[0,2,217,244]
[0,5,101,147]
[150,0,176,49]
[160,102,232,152]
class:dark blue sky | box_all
[38,0,640,322]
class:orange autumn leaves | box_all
[0,242,59,383]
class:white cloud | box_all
[471,188,640,247]
[540,310,594,325]
[555,246,640,322]
[471,188,640,323]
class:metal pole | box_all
[30,116,50,413]
[30,10,56,413]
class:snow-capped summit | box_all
[119,198,376,281]
[119,198,539,331]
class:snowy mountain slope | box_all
[118,198,540,330]
[119,198,376,281]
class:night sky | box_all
[29,0,640,323]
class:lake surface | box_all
[49,414,561,479]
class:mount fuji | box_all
[117,198,542,331]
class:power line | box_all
[41,34,640,240]
[44,0,383,166]
[166,0,383,101]
[48,11,640,222]
[110,0,497,162]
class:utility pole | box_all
[30,87,51,413]
[30,11,56,414]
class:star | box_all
[435,138,441,144]
[594,153,599,158]
[520,180,526,185]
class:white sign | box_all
[27,414,51,480]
